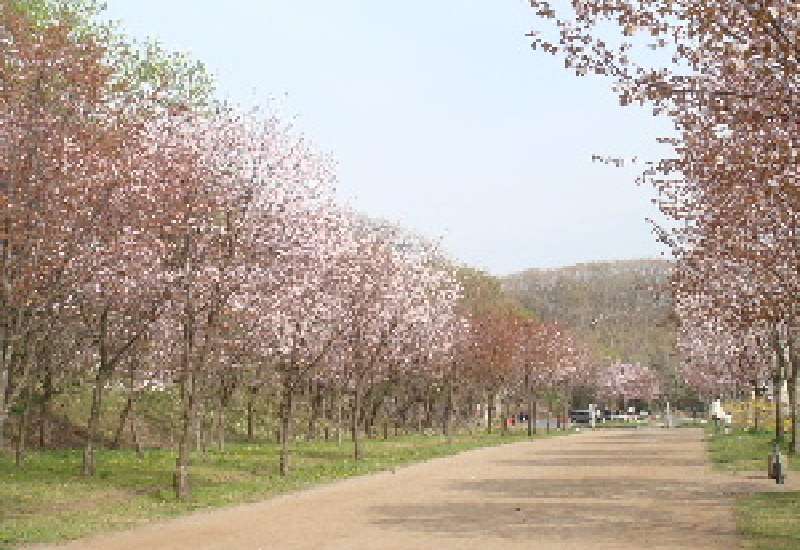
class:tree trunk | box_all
[279,379,294,476]
[193,401,203,453]
[83,308,110,477]
[775,346,785,443]
[363,404,372,439]
[754,392,760,432]
[38,366,52,449]
[247,386,256,442]
[546,409,551,434]
[487,391,495,434]
[307,381,317,441]
[174,287,195,501]
[217,398,226,453]
[501,396,508,436]
[336,388,343,446]
[0,291,10,453]
[528,397,536,437]
[111,395,134,450]
[352,385,361,461]
[791,348,799,454]
[0,366,7,452]
[175,371,195,501]
[130,411,143,458]
[444,381,454,437]
[14,388,29,466]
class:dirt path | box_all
[42,428,786,549]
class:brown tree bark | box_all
[279,378,294,476]
[174,273,196,501]
[486,391,495,434]
[501,396,508,436]
[247,385,256,442]
[130,412,143,458]
[83,308,110,477]
[175,370,195,500]
[443,381,454,437]
[424,393,432,430]
[775,342,786,443]
[14,387,29,466]
[0,366,7,452]
[306,380,317,441]
[111,394,134,450]
[528,396,536,437]
[791,346,798,454]
[754,392,760,432]
[351,384,362,461]
[217,399,226,453]
[337,388,343,446]
[38,366,52,449]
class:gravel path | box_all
[43,428,780,549]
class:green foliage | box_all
[109,37,216,111]
[8,0,104,27]
[0,431,561,548]
[9,0,215,112]
[502,259,678,392]
[456,266,534,320]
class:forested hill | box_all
[502,259,677,375]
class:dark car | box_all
[569,409,592,424]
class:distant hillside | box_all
[502,259,677,378]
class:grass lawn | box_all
[706,428,797,473]
[737,492,800,549]
[0,430,562,548]
[706,427,800,549]
[592,420,647,429]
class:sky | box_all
[103,0,674,276]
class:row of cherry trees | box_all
[0,1,608,500]
[529,1,799,447]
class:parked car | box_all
[569,409,592,424]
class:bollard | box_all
[768,442,786,484]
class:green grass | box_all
[706,427,798,473]
[738,493,800,549]
[592,420,647,429]
[675,418,709,428]
[705,427,800,549]
[0,430,561,548]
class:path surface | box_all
[43,428,783,550]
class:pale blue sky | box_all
[104,0,673,275]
